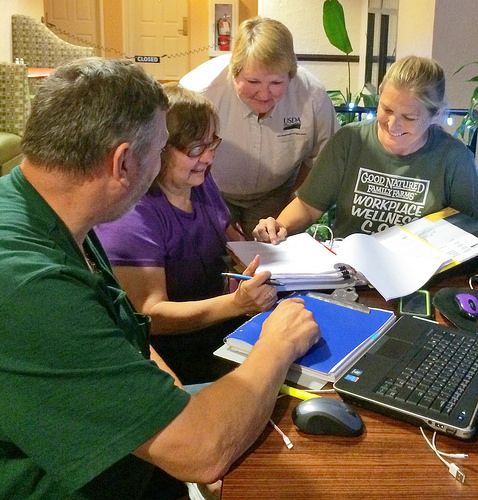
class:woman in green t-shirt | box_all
[253,55,478,242]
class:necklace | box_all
[82,247,99,274]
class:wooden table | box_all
[220,259,478,499]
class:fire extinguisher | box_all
[217,14,231,51]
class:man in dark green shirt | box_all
[0,57,319,499]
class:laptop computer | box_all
[334,315,478,440]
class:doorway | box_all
[124,0,190,81]
[44,0,101,52]
[44,0,190,81]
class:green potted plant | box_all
[323,0,353,100]
[322,0,378,125]
[453,62,478,149]
[307,1,380,240]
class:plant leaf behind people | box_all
[323,0,353,55]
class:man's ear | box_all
[111,142,133,186]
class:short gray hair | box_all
[22,57,169,176]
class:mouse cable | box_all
[468,272,478,290]
[269,394,293,449]
[419,427,467,483]
[269,419,293,449]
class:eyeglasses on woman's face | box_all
[181,135,222,158]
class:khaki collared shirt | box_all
[180,54,339,197]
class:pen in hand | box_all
[222,272,284,287]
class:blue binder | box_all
[224,293,396,382]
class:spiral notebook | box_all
[217,293,395,386]
[227,231,449,300]
[227,209,478,300]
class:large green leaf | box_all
[454,61,478,145]
[323,0,353,55]
[454,61,478,75]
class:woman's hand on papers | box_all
[252,217,288,245]
[253,199,323,244]
[233,255,277,314]
[261,298,321,361]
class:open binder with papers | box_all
[227,208,478,300]
[228,232,357,292]
[216,293,396,386]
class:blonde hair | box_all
[379,56,446,116]
[229,17,297,79]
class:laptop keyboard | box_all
[375,327,478,415]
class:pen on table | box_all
[221,272,284,287]
[280,384,321,400]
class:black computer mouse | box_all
[455,293,478,319]
[292,397,364,437]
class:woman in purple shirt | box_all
[96,84,276,384]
